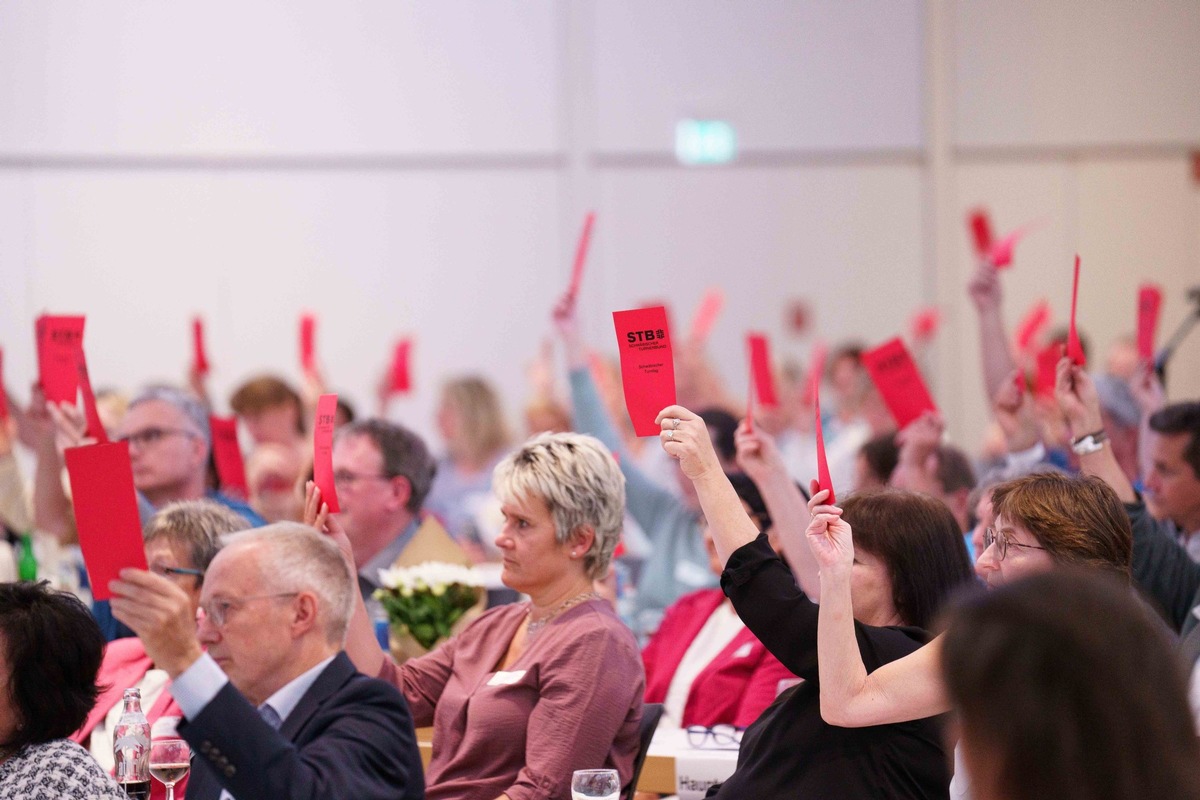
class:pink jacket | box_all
[642,588,797,728]
[73,637,188,800]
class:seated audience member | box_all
[1055,366,1200,721]
[424,376,513,553]
[659,405,973,799]
[641,474,796,730]
[110,523,423,800]
[555,297,735,635]
[229,375,306,451]
[309,432,644,800]
[330,418,439,601]
[854,431,899,491]
[74,500,248,799]
[942,570,1200,800]
[889,414,977,533]
[245,443,305,523]
[0,581,121,799]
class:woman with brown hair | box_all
[942,569,1200,800]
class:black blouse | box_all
[709,535,950,799]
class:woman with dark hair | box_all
[810,471,1135,733]
[0,581,121,799]
[942,570,1200,800]
[657,405,974,798]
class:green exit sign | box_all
[675,119,737,165]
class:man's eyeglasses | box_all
[118,427,197,449]
[686,724,744,750]
[332,470,392,489]
[983,527,1048,561]
[198,593,298,628]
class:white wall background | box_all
[1,0,1198,452]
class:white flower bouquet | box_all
[373,562,485,651]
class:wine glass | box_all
[571,768,620,800]
[149,738,192,800]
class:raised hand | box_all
[1053,357,1103,439]
[109,569,204,678]
[304,480,355,567]
[734,420,786,486]
[967,260,1002,314]
[656,405,721,482]
[993,371,1039,453]
[46,400,93,453]
[804,488,852,573]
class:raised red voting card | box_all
[746,333,779,408]
[313,393,340,513]
[613,307,676,437]
[861,338,938,430]
[1137,284,1163,364]
[210,416,248,500]
[36,315,85,404]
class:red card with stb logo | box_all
[210,416,248,500]
[746,333,779,408]
[64,441,148,600]
[1137,284,1163,363]
[313,393,340,512]
[36,315,85,404]
[613,307,676,437]
[861,337,938,429]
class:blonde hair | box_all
[441,376,512,465]
[492,432,625,580]
[143,500,251,582]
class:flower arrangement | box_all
[373,562,485,651]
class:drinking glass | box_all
[571,768,620,800]
[148,738,192,800]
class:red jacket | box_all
[642,588,798,728]
[73,637,189,800]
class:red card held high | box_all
[612,307,677,437]
[1137,284,1163,363]
[192,317,210,376]
[814,386,835,505]
[64,442,148,601]
[76,347,108,444]
[746,333,779,408]
[968,209,994,261]
[300,314,317,373]
[210,416,248,500]
[689,288,725,342]
[1066,255,1086,367]
[389,339,412,395]
[803,341,827,408]
[1014,299,1052,355]
[36,315,85,404]
[313,393,340,512]
[861,338,938,430]
[566,211,596,301]
[1035,343,1063,398]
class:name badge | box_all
[487,670,526,686]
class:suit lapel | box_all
[278,652,356,742]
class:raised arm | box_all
[1054,358,1135,503]
[656,405,757,566]
[806,489,950,726]
[734,420,818,596]
[968,260,1019,402]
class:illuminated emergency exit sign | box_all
[675,119,737,165]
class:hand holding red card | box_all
[36,315,85,404]
[613,307,676,437]
[1137,284,1163,364]
[64,442,148,600]
[312,394,340,513]
[1066,255,1086,367]
[968,209,994,261]
[210,416,248,499]
[746,333,779,408]
[861,338,939,429]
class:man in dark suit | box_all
[111,521,424,800]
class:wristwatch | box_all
[1071,430,1109,455]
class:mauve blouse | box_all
[378,599,644,800]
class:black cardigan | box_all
[709,535,950,799]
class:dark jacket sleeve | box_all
[1128,499,1200,633]
[721,535,929,680]
[180,676,423,800]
